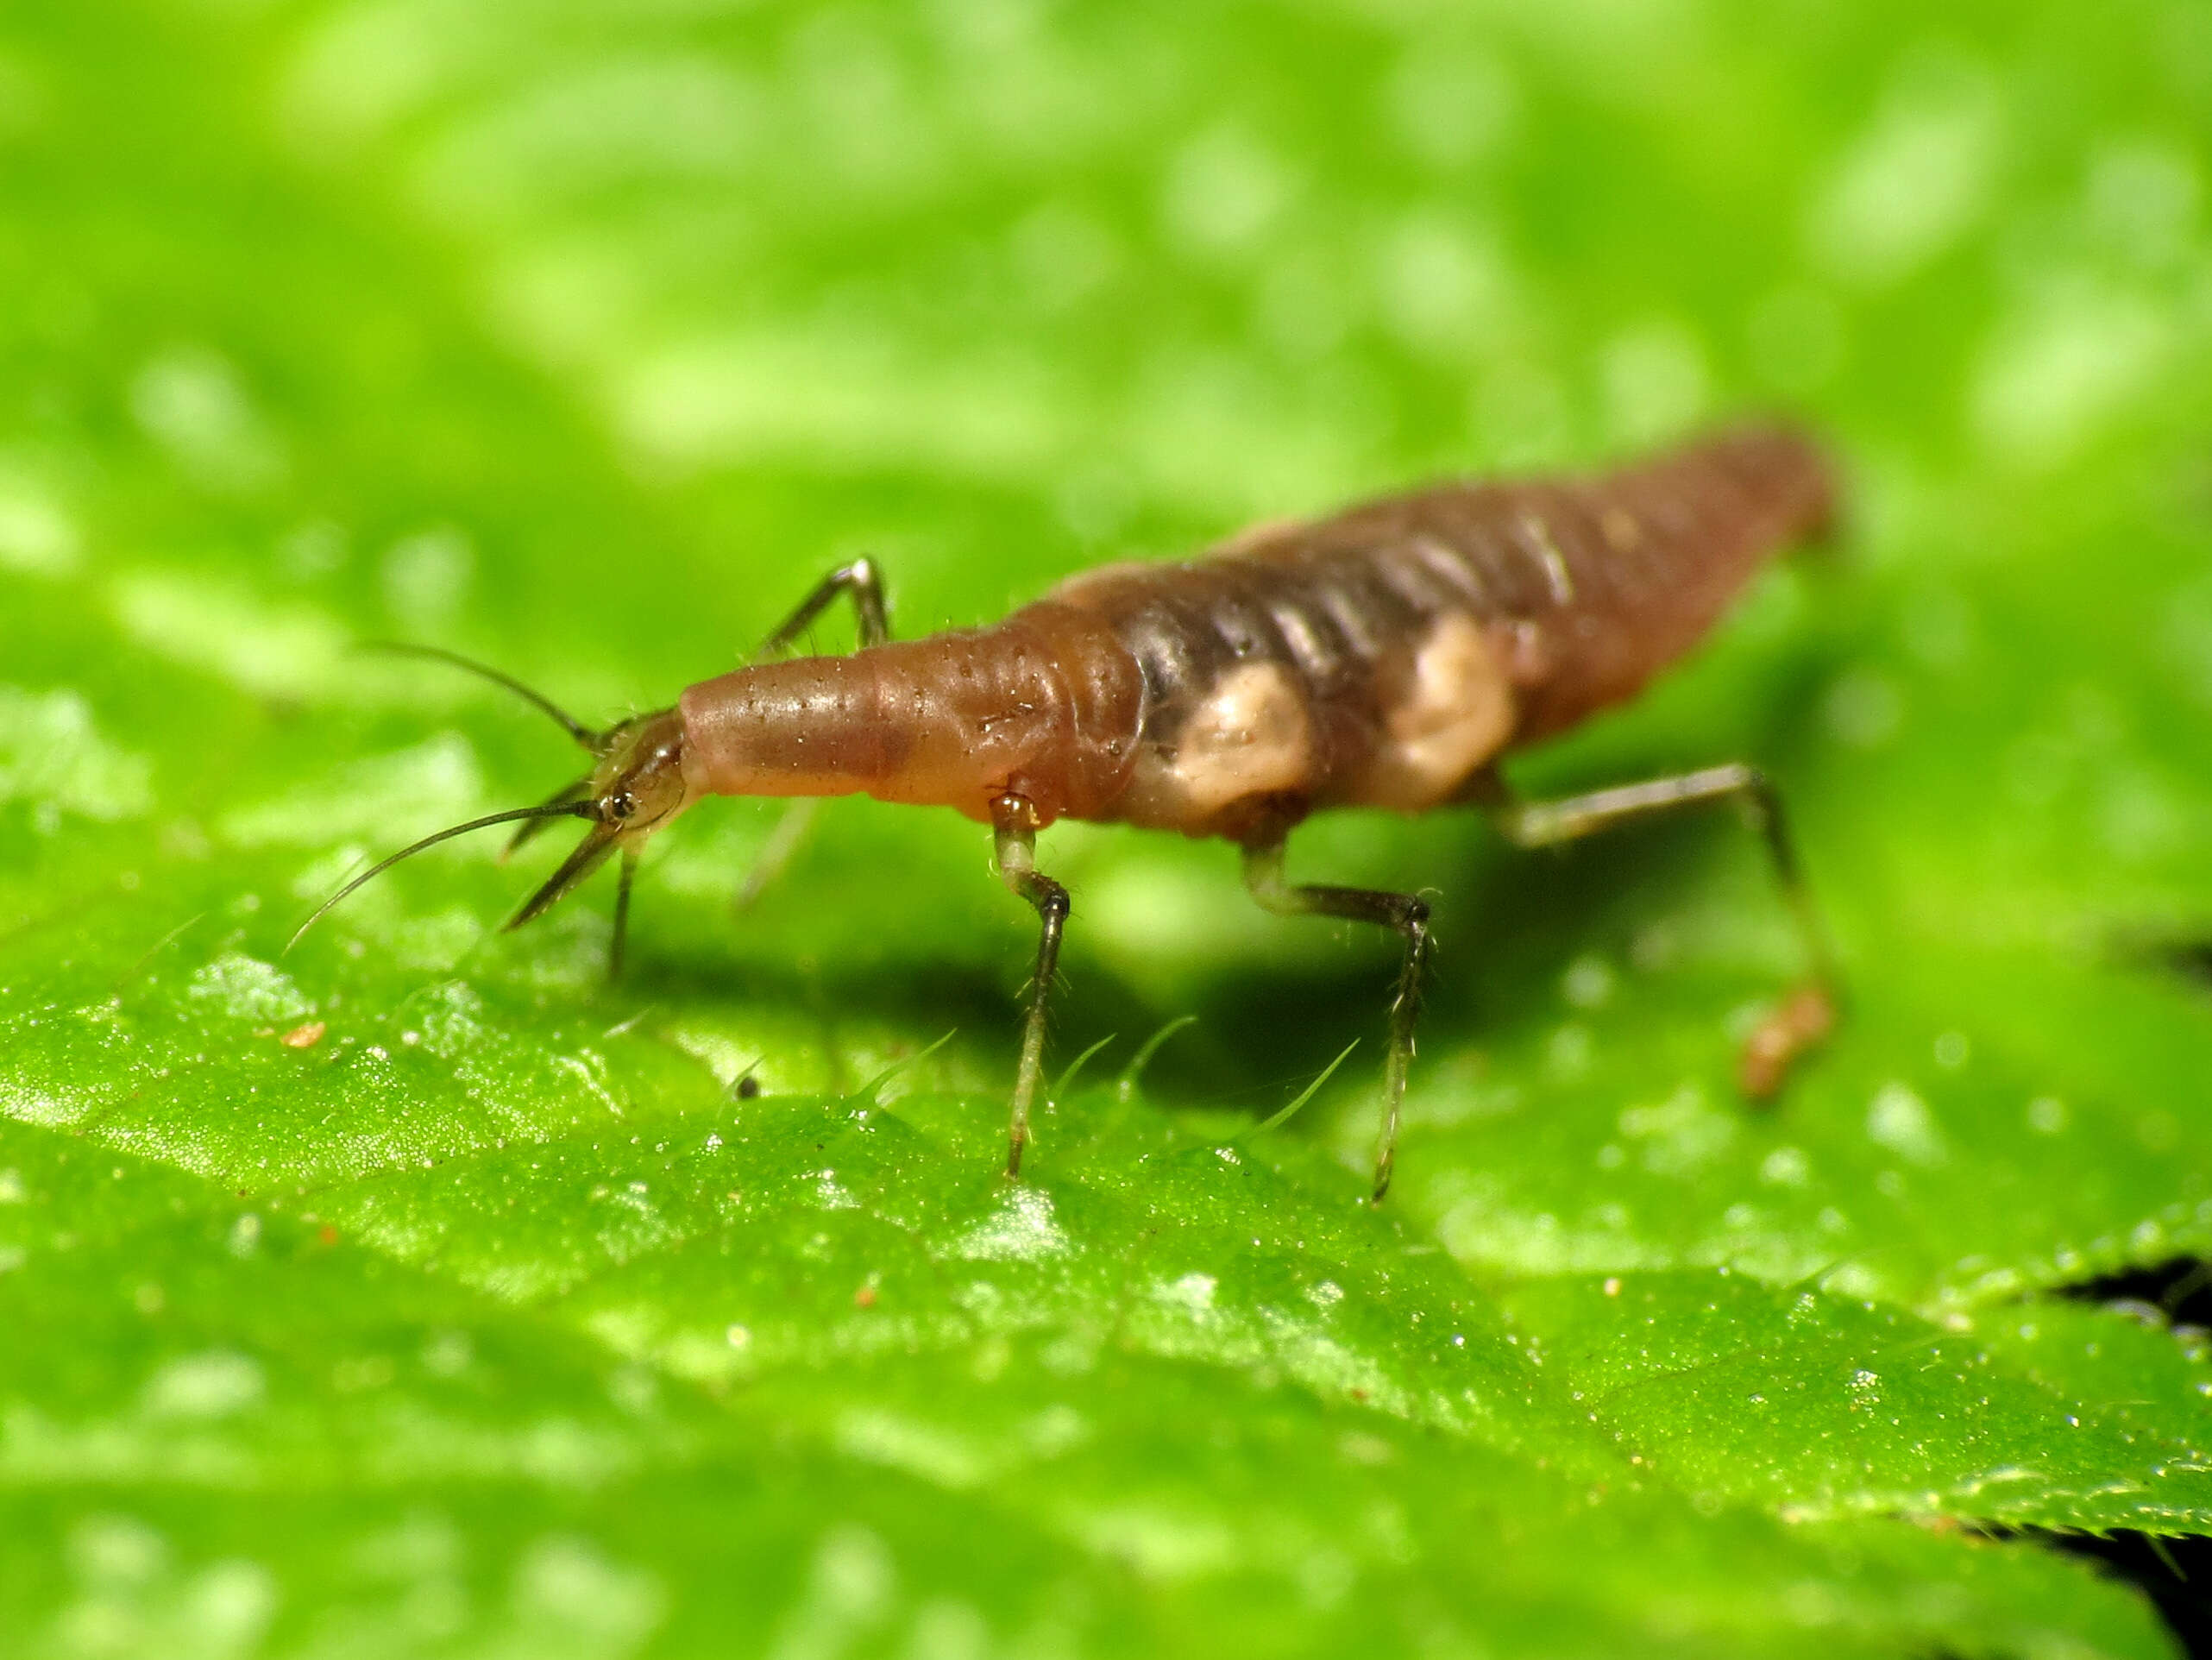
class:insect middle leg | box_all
[1491,763,1838,1096]
[1241,839,1432,1205]
[991,793,1068,1181]
[734,559,894,911]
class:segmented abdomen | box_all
[1037,424,1834,839]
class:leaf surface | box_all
[3,0,2211,1654]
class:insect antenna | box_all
[363,642,606,752]
[506,774,593,858]
[287,801,598,953]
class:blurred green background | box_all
[4,1,2212,1655]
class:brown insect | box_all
[298,424,1840,1201]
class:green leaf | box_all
[4,0,2211,1654]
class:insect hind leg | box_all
[1492,763,1838,1097]
[1241,839,1431,1205]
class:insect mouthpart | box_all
[506,709,695,938]
[287,701,696,972]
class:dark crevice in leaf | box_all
[2028,1529,2212,1659]
[2052,1256,2212,1334]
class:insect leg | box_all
[751,557,890,659]
[1492,763,1838,1096]
[732,797,820,913]
[610,847,639,982]
[733,559,891,914]
[992,794,1068,1180]
[1242,839,1431,1205]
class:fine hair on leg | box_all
[1492,762,1838,1095]
[992,793,1069,1180]
[1242,839,1431,1204]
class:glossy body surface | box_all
[678,426,1832,842]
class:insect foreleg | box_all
[732,559,893,915]
[1242,839,1432,1205]
[751,556,890,660]
[1492,763,1838,1096]
[992,793,1069,1180]
[611,847,639,982]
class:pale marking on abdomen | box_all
[1116,659,1313,827]
[1356,613,1516,810]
